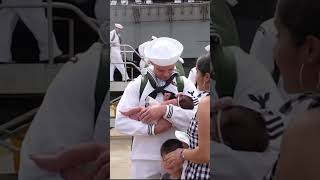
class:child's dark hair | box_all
[277,0,320,46]
[212,105,269,152]
[196,53,213,79]
[160,139,183,157]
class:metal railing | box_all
[0,2,99,64]
[0,107,39,152]
[111,44,146,81]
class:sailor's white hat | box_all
[144,37,183,66]
[205,45,210,52]
[115,23,123,29]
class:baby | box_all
[212,104,270,152]
[120,94,194,123]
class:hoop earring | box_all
[317,71,320,90]
[299,64,306,91]
[216,110,224,144]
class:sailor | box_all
[110,23,130,81]
[0,0,64,63]
[115,37,199,179]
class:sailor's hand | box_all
[139,105,167,124]
[120,107,144,117]
[154,118,172,135]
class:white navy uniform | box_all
[187,67,197,86]
[115,68,198,179]
[18,42,108,180]
[212,46,286,179]
[0,0,62,62]
[110,29,129,81]
[250,18,310,126]
[138,41,149,69]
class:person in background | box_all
[110,23,130,81]
[0,0,67,63]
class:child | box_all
[160,139,184,180]
[212,105,270,152]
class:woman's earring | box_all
[316,71,320,90]
[217,111,224,144]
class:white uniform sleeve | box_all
[187,67,197,85]
[250,18,276,74]
[164,77,199,132]
[231,46,286,151]
[115,77,149,136]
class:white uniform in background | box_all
[138,36,157,69]
[187,67,197,85]
[188,45,210,86]
[212,46,286,179]
[0,0,62,62]
[110,25,129,81]
[115,37,198,179]
[250,18,310,126]
[18,42,108,180]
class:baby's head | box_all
[212,105,269,152]
[160,139,183,176]
[163,93,194,109]
[177,95,194,109]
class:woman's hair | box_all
[277,0,320,46]
[196,53,213,78]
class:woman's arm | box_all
[164,96,210,167]
[182,96,210,163]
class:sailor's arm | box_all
[115,79,151,136]
[164,78,199,132]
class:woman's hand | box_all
[163,148,184,170]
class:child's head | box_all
[160,139,183,176]
[212,105,269,152]
[160,139,183,158]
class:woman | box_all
[164,53,211,179]
[270,0,320,179]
